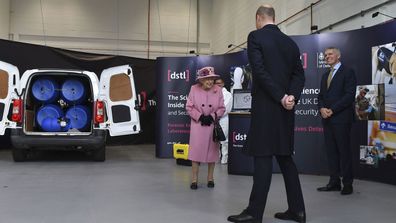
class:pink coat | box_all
[186,84,225,163]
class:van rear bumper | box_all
[10,129,106,150]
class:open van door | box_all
[98,65,141,136]
[0,61,20,135]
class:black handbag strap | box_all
[214,112,219,124]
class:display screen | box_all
[232,89,251,111]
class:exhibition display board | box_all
[228,112,290,175]
[227,112,253,175]
[156,20,396,185]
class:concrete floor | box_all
[0,145,395,223]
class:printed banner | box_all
[155,52,249,157]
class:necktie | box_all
[327,67,334,88]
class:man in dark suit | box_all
[317,47,357,195]
[227,5,306,223]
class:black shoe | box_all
[274,210,306,223]
[190,182,198,190]
[341,185,353,195]
[227,210,261,223]
[207,180,215,188]
[317,184,341,192]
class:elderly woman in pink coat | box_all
[186,66,225,190]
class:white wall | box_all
[7,0,396,58]
[9,0,212,59]
[0,0,10,39]
[211,0,396,54]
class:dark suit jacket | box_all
[246,24,305,156]
[317,64,357,124]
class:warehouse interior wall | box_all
[211,0,396,54]
[0,0,10,39]
[5,0,396,59]
[8,0,212,59]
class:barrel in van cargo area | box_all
[66,105,91,131]
[36,104,64,131]
[61,78,87,104]
[31,78,59,104]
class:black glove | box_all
[201,115,214,126]
[205,115,214,125]
[199,114,206,126]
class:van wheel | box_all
[12,149,28,162]
[92,146,105,162]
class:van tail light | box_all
[11,99,23,123]
[94,100,105,124]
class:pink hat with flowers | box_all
[196,66,220,80]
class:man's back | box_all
[246,23,305,156]
[248,24,303,103]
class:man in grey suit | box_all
[227,5,306,223]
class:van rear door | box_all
[98,65,141,136]
[0,61,20,135]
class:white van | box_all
[0,61,141,161]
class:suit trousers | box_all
[246,155,305,219]
[323,123,353,186]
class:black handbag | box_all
[213,113,226,142]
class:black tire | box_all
[12,149,28,162]
[91,146,105,162]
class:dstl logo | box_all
[167,69,190,82]
[232,131,247,143]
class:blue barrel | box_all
[65,105,91,131]
[40,117,71,132]
[32,78,59,103]
[41,117,62,132]
[36,104,63,131]
[61,79,86,104]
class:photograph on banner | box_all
[368,121,396,162]
[355,84,384,120]
[360,145,381,167]
[371,42,396,84]
[385,84,396,122]
[230,65,252,93]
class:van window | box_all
[0,69,8,99]
[110,73,132,101]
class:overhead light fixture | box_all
[310,25,318,34]
[189,50,199,56]
[310,25,318,31]
[372,11,395,19]
[227,44,246,50]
